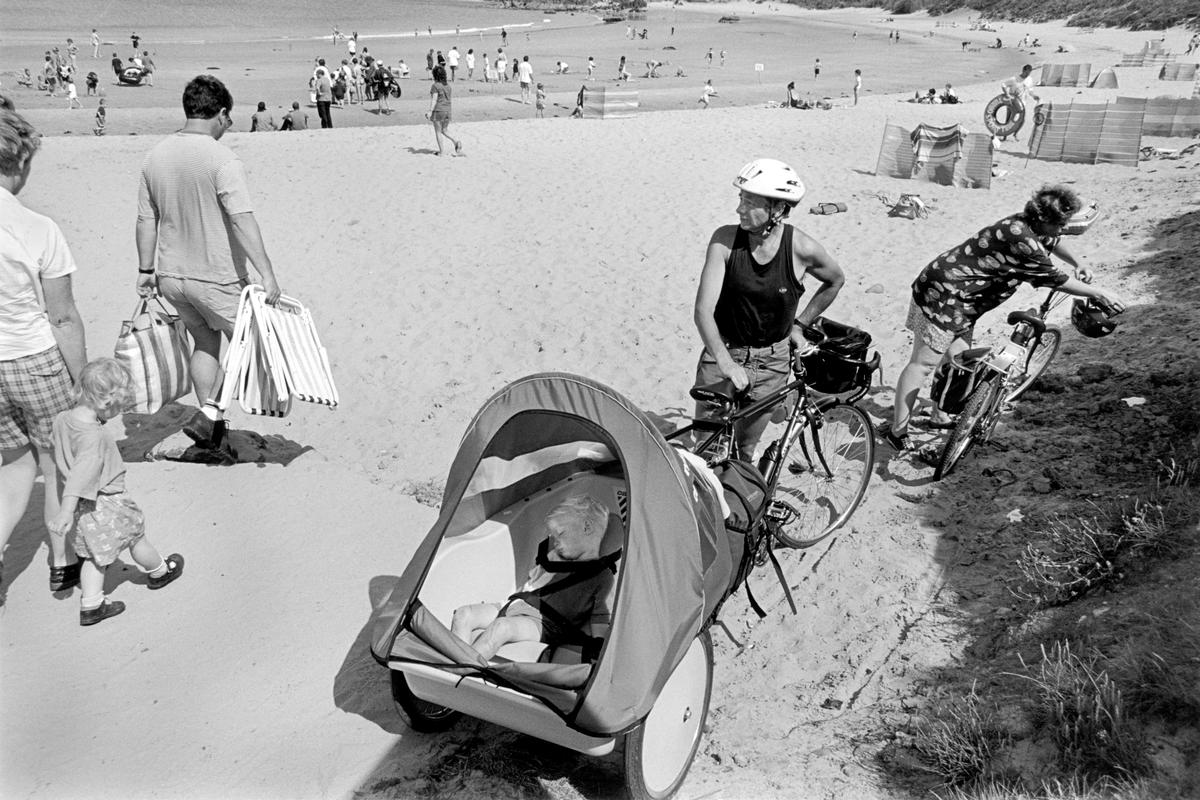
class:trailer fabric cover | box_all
[1028,101,1144,167]
[875,122,992,188]
[582,87,638,119]
[370,373,733,736]
[1116,96,1200,137]
[1040,63,1092,87]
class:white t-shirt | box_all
[0,188,78,361]
[517,60,533,84]
[465,52,475,69]
[447,49,459,67]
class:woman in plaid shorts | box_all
[0,107,88,597]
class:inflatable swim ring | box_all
[118,66,147,86]
[1062,202,1102,236]
[984,94,1025,138]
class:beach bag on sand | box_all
[114,297,193,414]
[930,348,990,415]
[800,318,875,394]
[889,193,929,220]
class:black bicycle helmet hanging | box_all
[1071,298,1118,338]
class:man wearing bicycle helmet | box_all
[693,158,845,460]
[881,184,1125,452]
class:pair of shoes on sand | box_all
[183,411,238,462]
[875,421,910,451]
[79,553,184,627]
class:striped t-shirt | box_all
[137,132,254,284]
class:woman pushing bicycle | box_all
[693,158,845,461]
[880,184,1126,452]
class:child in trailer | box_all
[451,494,615,660]
[48,359,184,626]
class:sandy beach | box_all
[2,2,1199,798]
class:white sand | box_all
[2,5,1198,799]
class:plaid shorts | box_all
[0,347,75,450]
[906,300,971,355]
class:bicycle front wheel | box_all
[1007,327,1062,402]
[934,376,1002,480]
[772,402,875,548]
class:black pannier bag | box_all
[800,317,875,394]
[714,458,768,534]
[930,348,990,414]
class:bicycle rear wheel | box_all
[934,376,1002,480]
[771,402,875,548]
[1007,327,1061,402]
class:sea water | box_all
[4,0,528,45]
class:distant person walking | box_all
[93,99,106,134]
[141,52,155,86]
[853,68,861,105]
[814,58,820,79]
[91,29,100,58]
[426,65,462,156]
[706,47,713,67]
[134,75,284,456]
[314,62,333,128]
[448,46,460,80]
[0,107,89,599]
[518,55,533,103]
[466,48,475,79]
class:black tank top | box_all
[713,224,805,347]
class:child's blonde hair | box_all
[547,493,610,543]
[74,357,134,414]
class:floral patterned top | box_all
[911,215,1069,334]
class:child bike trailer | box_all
[370,372,737,799]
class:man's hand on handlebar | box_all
[789,327,819,358]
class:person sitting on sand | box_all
[49,359,185,627]
[785,81,805,108]
[879,185,1127,452]
[17,69,34,88]
[940,83,959,104]
[250,101,276,132]
[279,101,306,130]
[451,494,614,660]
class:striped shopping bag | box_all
[114,297,193,414]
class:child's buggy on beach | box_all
[371,372,744,799]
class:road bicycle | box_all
[665,341,878,611]
[933,290,1066,479]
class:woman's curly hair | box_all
[1024,184,1082,228]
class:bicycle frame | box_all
[665,366,858,501]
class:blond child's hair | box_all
[546,494,610,551]
[74,357,134,415]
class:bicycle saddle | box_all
[689,379,739,404]
[1006,309,1046,335]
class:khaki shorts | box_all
[906,300,970,354]
[158,275,244,337]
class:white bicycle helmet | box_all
[733,158,806,205]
